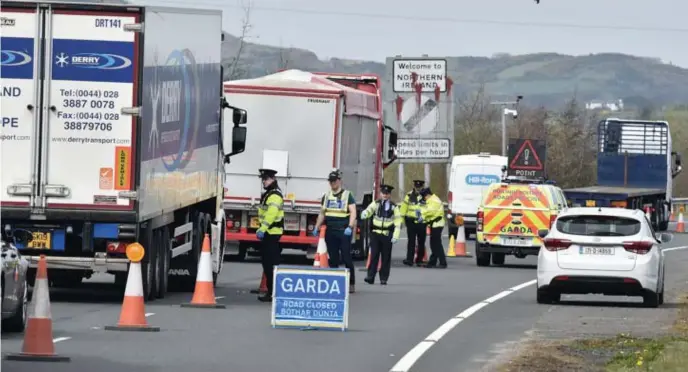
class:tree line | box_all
[383,87,688,200]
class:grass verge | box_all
[497,296,688,372]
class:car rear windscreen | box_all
[556,215,641,236]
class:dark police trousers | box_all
[325,228,356,285]
[427,226,447,266]
[405,217,427,263]
[367,232,393,282]
[260,233,281,295]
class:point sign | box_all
[507,138,546,178]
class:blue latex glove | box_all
[417,216,424,223]
[391,238,398,244]
[344,227,352,236]
[415,209,421,218]
[256,230,265,240]
[312,228,319,237]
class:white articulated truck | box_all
[222,69,398,261]
[0,0,248,300]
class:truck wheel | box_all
[143,229,157,301]
[491,253,505,265]
[155,227,171,299]
[181,212,205,292]
[476,244,491,267]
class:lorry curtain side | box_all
[138,8,223,222]
[1,4,142,213]
[222,87,342,204]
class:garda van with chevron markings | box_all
[475,177,567,267]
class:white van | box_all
[447,153,508,239]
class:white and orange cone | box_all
[105,243,160,332]
[677,213,685,233]
[313,226,329,268]
[181,234,226,309]
[449,224,471,257]
[5,255,70,362]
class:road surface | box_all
[3,232,688,372]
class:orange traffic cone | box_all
[250,273,268,294]
[677,213,685,233]
[313,226,329,268]
[5,255,70,362]
[105,243,160,332]
[452,225,471,257]
[181,234,226,309]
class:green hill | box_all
[223,33,688,108]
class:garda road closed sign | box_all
[271,266,350,331]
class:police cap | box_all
[380,184,394,194]
[258,168,278,179]
[413,179,425,188]
[328,168,342,182]
[419,187,432,197]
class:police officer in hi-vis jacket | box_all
[360,184,402,285]
[313,169,358,293]
[255,168,285,302]
[416,187,447,269]
[400,179,427,266]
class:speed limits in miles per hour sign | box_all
[384,56,456,164]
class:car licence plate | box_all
[579,246,614,255]
[28,232,51,249]
[501,237,529,246]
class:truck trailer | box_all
[564,118,682,231]
[0,0,248,300]
[222,69,397,261]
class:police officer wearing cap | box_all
[255,168,285,302]
[360,184,402,285]
[400,179,427,266]
[416,187,448,268]
[313,169,357,293]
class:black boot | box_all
[364,277,374,285]
[258,293,272,302]
[402,259,413,267]
[380,280,387,285]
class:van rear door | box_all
[482,184,552,247]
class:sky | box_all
[138,0,688,67]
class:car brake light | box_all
[543,238,572,251]
[477,211,484,231]
[448,191,453,203]
[623,241,653,254]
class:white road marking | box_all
[663,245,688,253]
[145,312,155,317]
[390,244,688,372]
[389,279,537,372]
[53,337,71,343]
[215,296,225,300]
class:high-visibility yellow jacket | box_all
[399,191,423,219]
[361,199,402,240]
[419,194,445,228]
[258,188,284,235]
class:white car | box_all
[536,207,671,308]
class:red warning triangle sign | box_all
[509,140,543,170]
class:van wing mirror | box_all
[223,125,247,164]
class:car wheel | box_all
[536,288,560,304]
[3,281,28,332]
[642,290,660,308]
